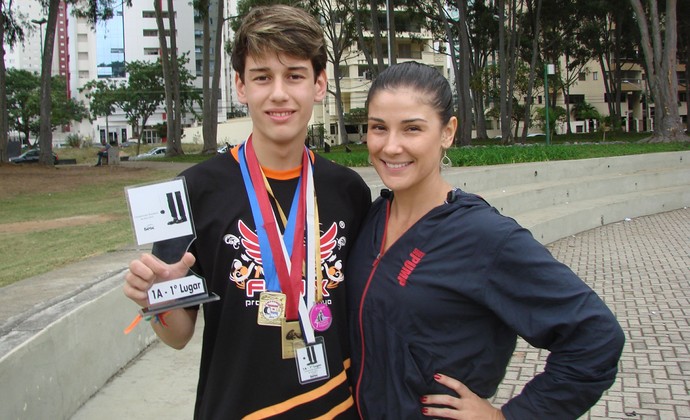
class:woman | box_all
[347,62,625,419]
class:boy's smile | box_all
[236,54,326,168]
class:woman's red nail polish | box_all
[420,396,427,403]
[434,373,442,380]
[422,407,429,414]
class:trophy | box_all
[125,177,219,316]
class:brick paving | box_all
[490,208,690,419]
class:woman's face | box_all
[366,87,456,195]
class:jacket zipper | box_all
[355,201,390,419]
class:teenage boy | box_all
[123,5,371,418]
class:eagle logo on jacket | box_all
[228,220,346,297]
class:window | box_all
[593,71,598,81]
[604,93,625,103]
[566,94,585,104]
[578,72,586,81]
[143,10,171,18]
[78,52,88,60]
[143,29,158,37]
[77,34,88,42]
[79,70,89,79]
[144,48,159,56]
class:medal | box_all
[257,291,286,326]
[309,302,332,331]
[281,318,303,359]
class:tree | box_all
[534,104,567,138]
[44,75,88,132]
[309,0,357,144]
[629,0,689,142]
[153,0,186,156]
[6,70,87,146]
[80,79,119,144]
[1,0,25,163]
[572,100,601,131]
[195,0,225,154]
[574,0,637,132]
[114,60,165,156]
[6,69,40,146]
[112,58,199,156]
[677,0,689,132]
[35,0,131,165]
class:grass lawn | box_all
[0,164,180,287]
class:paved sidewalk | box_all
[71,207,690,419]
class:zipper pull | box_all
[373,253,382,268]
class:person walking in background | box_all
[347,61,625,419]
[123,5,370,418]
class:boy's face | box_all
[236,53,327,148]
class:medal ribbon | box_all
[299,156,319,343]
[238,142,299,294]
[242,138,307,320]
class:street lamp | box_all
[31,18,47,57]
[544,63,555,145]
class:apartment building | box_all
[64,0,230,146]
[561,60,687,135]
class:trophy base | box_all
[140,293,220,316]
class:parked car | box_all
[134,146,167,160]
[9,149,59,164]
[217,143,230,154]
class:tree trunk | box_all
[333,65,348,145]
[167,0,183,155]
[0,1,8,163]
[369,0,385,73]
[630,0,689,142]
[154,0,173,153]
[456,0,472,145]
[209,0,224,152]
[521,0,542,142]
[38,0,60,165]
[353,0,375,75]
[685,45,689,132]
[201,0,213,153]
[386,1,396,65]
[499,0,521,144]
[434,0,462,145]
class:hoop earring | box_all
[440,150,452,169]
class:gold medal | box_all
[257,291,286,327]
[281,318,303,359]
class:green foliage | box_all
[80,79,119,121]
[5,69,39,144]
[65,133,85,148]
[344,107,367,124]
[6,69,87,145]
[533,105,567,136]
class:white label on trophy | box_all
[125,178,194,245]
[148,275,207,305]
